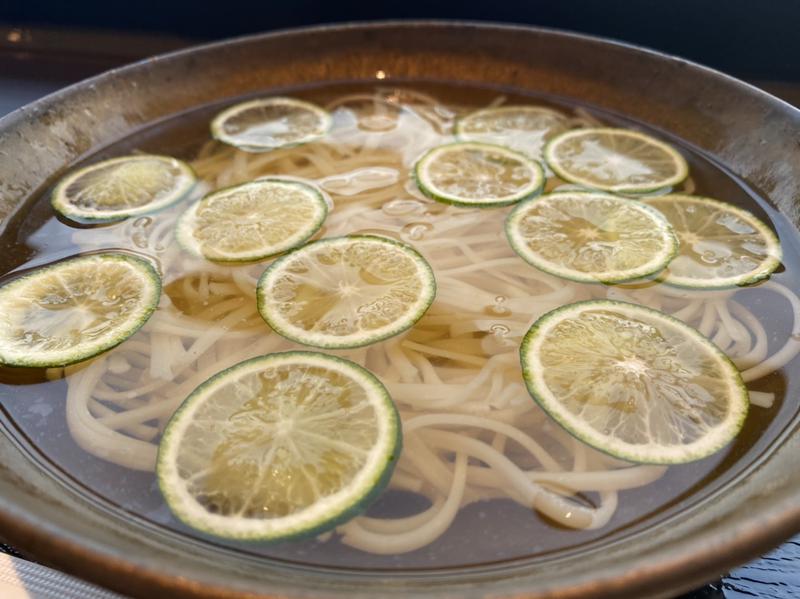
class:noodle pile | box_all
[59,88,800,554]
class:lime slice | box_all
[157,351,401,541]
[455,105,568,159]
[545,128,689,193]
[521,300,748,464]
[211,97,332,152]
[506,192,678,283]
[257,235,436,349]
[51,155,196,223]
[0,253,161,367]
[644,194,782,288]
[176,179,328,263]
[414,142,545,208]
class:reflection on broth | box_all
[0,82,799,570]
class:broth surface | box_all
[1,81,799,570]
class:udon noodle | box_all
[57,88,800,553]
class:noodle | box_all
[58,88,800,555]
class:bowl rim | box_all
[3,18,799,137]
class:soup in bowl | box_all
[0,23,799,599]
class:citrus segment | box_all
[644,194,782,288]
[545,128,688,193]
[414,142,545,207]
[455,105,569,159]
[176,178,328,263]
[521,300,748,464]
[52,155,195,222]
[157,351,401,541]
[211,97,331,152]
[506,192,678,283]
[257,236,436,348]
[0,253,161,367]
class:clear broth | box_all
[0,81,798,571]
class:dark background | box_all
[0,1,799,598]
[2,0,800,80]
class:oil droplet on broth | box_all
[320,167,399,196]
[131,216,155,249]
[132,233,150,249]
[133,216,153,228]
[381,198,426,216]
[484,295,511,316]
[490,323,511,336]
[359,114,398,132]
[332,97,404,133]
[400,222,434,241]
[422,203,448,217]
[482,322,516,354]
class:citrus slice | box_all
[455,105,569,159]
[644,194,782,288]
[257,235,436,349]
[176,179,328,263]
[414,142,545,208]
[545,128,689,193]
[211,97,332,152]
[51,155,196,223]
[0,253,161,367]
[506,192,678,283]
[521,300,748,464]
[157,351,401,541]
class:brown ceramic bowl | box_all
[1,21,799,599]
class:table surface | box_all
[0,25,799,599]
